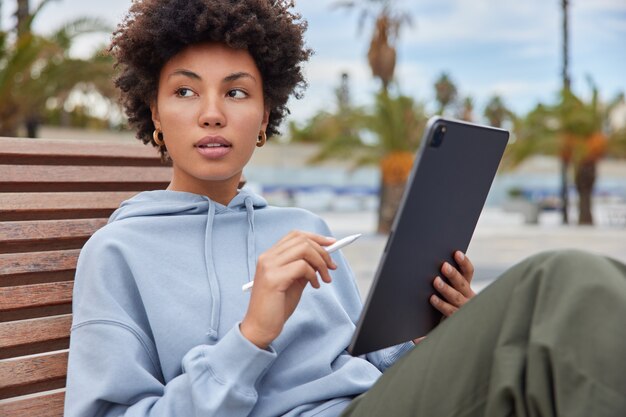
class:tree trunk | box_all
[574,159,596,225]
[16,0,29,37]
[377,180,406,234]
[560,158,570,224]
[560,0,571,225]
[377,151,414,234]
[561,0,570,91]
[25,114,40,138]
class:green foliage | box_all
[506,80,625,167]
[608,126,626,158]
[290,88,427,167]
[0,0,115,136]
[44,104,110,129]
[367,90,424,153]
[504,104,558,168]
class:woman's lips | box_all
[195,143,232,159]
[194,135,232,159]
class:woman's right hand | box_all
[240,231,337,349]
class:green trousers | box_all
[341,250,626,417]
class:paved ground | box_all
[318,208,626,298]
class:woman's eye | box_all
[176,88,195,98]
[227,89,248,99]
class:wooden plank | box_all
[0,351,68,399]
[1,165,171,183]
[0,389,65,417]
[0,192,138,221]
[0,315,72,350]
[0,137,163,166]
[0,219,107,254]
[0,282,73,312]
[0,165,171,192]
[2,305,72,324]
[0,250,79,279]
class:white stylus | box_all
[242,233,362,292]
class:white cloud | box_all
[576,0,626,13]
[304,58,371,86]
[393,61,433,97]
[486,80,556,97]
[404,0,557,46]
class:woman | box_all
[64,1,626,416]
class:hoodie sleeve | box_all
[64,233,277,417]
[310,216,414,373]
[65,321,276,417]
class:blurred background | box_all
[1,0,625,295]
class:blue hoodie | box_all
[64,189,413,417]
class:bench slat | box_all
[0,219,107,254]
[0,165,171,192]
[0,351,68,399]
[0,249,78,287]
[0,250,79,278]
[0,137,162,166]
[0,315,72,350]
[2,305,72,325]
[0,282,73,312]
[0,389,65,417]
[0,192,138,221]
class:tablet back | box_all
[348,117,509,355]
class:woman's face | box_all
[152,42,269,200]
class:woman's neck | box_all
[167,174,241,206]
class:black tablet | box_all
[348,117,509,355]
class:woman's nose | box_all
[198,97,226,127]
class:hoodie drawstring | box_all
[204,195,258,341]
[244,197,257,284]
[204,199,220,341]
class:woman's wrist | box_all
[240,319,274,350]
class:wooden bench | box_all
[0,136,171,416]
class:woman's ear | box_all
[150,101,161,129]
[261,108,270,131]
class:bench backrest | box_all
[0,137,171,416]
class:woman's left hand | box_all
[430,251,476,317]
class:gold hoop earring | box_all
[153,129,165,146]
[256,130,267,148]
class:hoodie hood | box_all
[109,188,268,223]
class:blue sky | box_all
[2,0,625,127]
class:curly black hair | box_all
[110,0,311,157]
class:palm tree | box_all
[332,0,416,233]
[508,82,624,225]
[291,83,428,233]
[0,0,114,137]
[434,72,457,116]
[369,91,427,232]
[483,95,515,128]
[289,74,365,148]
[333,0,411,91]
